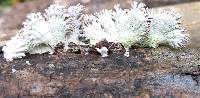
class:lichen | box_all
[3,4,84,61]
[3,2,189,61]
[82,2,189,56]
[82,2,150,57]
[143,9,189,48]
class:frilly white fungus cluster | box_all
[144,9,189,48]
[82,2,189,56]
[3,4,84,61]
[3,2,189,61]
[82,2,149,57]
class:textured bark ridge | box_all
[0,47,200,97]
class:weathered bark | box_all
[0,47,200,97]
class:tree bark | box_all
[0,47,200,97]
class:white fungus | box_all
[3,2,189,61]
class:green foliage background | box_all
[0,0,31,7]
[0,0,12,6]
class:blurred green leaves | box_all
[0,0,32,7]
[0,0,12,6]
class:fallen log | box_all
[0,47,200,97]
[0,1,200,97]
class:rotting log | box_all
[0,1,200,97]
[0,47,200,97]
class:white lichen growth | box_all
[64,4,85,50]
[82,2,149,56]
[144,9,190,48]
[3,4,84,61]
[3,2,190,61]
[95,47,109,57]
[82,2,189,56]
